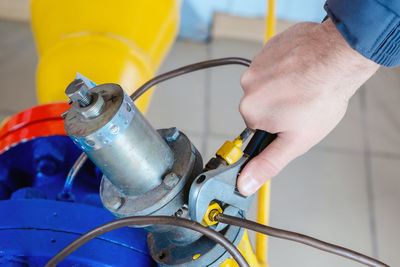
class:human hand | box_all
[237,19,379,196]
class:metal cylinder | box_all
[64,83,174,196]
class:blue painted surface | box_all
[0,136,100,203]
[0,135,155,266]
[178,0,326,41]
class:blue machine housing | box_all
[0,135,156,266]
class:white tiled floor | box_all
[1,20,400,267]
[371,156,400,267]
[0,20,37,113]
[146,40,208,136]
[318,90,365,152]
[268,149,373,267]
[365,68,400,156]
[208,39,261,138]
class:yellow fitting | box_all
[216,138,243,165]
[193,254,201,260]
[202,202,223,226]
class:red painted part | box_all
[0,102,70,154]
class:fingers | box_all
[237,135,304,196]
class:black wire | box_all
[45,216,249,267]
[216,214,389,267]
[130,57,251,100]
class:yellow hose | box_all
[255,1,276,266]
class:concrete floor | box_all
[1,19,400,267]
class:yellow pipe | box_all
[30,0,180,113]
[256,1,276,266]
[265,0,276,40]
[220,231,260,267]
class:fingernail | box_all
[240,176,262,196]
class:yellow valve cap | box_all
[202,202,223,226]
[216,139,243,165]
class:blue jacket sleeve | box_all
[325,0,400,67]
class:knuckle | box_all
[238,96,250,116]
[240,70,254,89]
[239,97,256,125]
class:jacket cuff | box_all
[325,0,400,67]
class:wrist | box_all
[319,18,379,99]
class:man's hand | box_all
[237,19,379,196]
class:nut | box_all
[163,172,179,188]
[108,196,124,210]
[65,79,92,107]
[165,127,180,142]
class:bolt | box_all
[163,172,179,188]
[165,127,180,142]
[110,125,119,134]
[108,196,123,210]
[175,209,183,217]
[65,79,92,107]
[36,158,58,175]
[125,103,132,112]
[208,209,221,223]
[86,139,95,147]
[61,110,68,118]
[79,92,105,119]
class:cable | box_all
[215,214,389,267]
[130,57,251,100]
[59,153,88,199]
[65,57,252,196]
[45,215,249,267]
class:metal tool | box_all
[189,130,276,227]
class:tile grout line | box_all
[201,42,212,157]
[359,88,379,258]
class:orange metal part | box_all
[0,103,69,153]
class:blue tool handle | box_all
[243,130,276,159]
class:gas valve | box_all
[63,78,245,266]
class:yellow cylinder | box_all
[30,0,180,112]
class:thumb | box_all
[237,135,302,196]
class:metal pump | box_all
[63,79,247,266]
[65,81,175,196]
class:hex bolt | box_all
[163,172,179,188]
[108,196,123,210]
[165,127,180,142]
[208,209,221,223]
[175,209,183,217]
[36,158,58,175]
[110,125,120,134]
[79,92,105,119]
[61,110,68,118]
[65,79,92,107]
